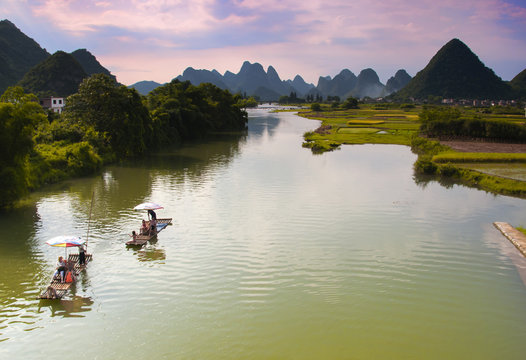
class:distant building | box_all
[40,97,65,113]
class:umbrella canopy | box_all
[134,202,164,211]
[46,235,85,248]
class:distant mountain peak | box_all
[267,65,281,81]
[239,61,265,74]
[293,75,304,82]
[0,19,16,27]
[0,18,50,93]
[357,68,380,82]
[394,38,511,99]
[128,80,163,95]
[71,48,116,82]
[385,69,412,94]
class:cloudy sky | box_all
[2,0,525,86]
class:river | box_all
[1,108,526,359]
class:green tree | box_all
[239,97,258,108]
[278,95,290,104]
[342,97,359,109]
[311,103,322,112]
[0,86,46,207]
[147,80,247,146]
[64,74,152,158]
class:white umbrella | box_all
[133,202,164,211]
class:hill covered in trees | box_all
[71,49,117,82]
[0,20,50,94]
[510,69,526,98]
[0,20,117,96]
[18,51,88,97]
[393,38,513,100]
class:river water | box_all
[1,108,526,359]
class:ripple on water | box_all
[3,114,526,359]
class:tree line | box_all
[419,106,526,142]
[0,74,248,208]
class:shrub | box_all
[400,103,415,111]
[438,163,460,177]
[414,158,438,174]
[311,103,322,112]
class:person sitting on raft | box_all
[129,230,138,242]
[54,256,67,282]
[140,220,149,235]
[64,268,76,283]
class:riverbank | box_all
[494,222,526,257]
[298,104,526,198]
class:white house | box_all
[40,97,65,113]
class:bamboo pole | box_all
[86,191,94,252]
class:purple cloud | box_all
[1,0,524,85]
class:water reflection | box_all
[136,247,166,262]
[246,109,281,139]
[38,295,94,318]
[413,169,464,190]
[2,109,526,358]
[126,133,246,171]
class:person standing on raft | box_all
[148,209,157,221]
[78,243,86,265]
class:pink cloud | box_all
[9,0,525,84]
[30,0,256,35]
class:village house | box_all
[40,96,65,113]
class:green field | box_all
[300,105,421,150]
[298,103,526,197]
[455,163,526,181]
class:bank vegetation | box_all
[0,75,247,209]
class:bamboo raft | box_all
[126,218,172,246]
[39,253,93,299]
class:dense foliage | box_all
[342,97,359,109]
[64,74,152,159]
[237,97,258,108]
[278,92,305,104]
[0,76,247,208]
[147,79,247,146]
[419,106,526,142]
[0,87,46,207]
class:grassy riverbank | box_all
[298,103,526,198]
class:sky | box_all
[2,0,525,86]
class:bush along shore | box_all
[0,75,248,209]
[299,102,526,198]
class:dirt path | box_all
[440,141,526,153]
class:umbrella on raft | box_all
[46,235,85,257]
[134,202,163,220]
[133,202,163,211]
